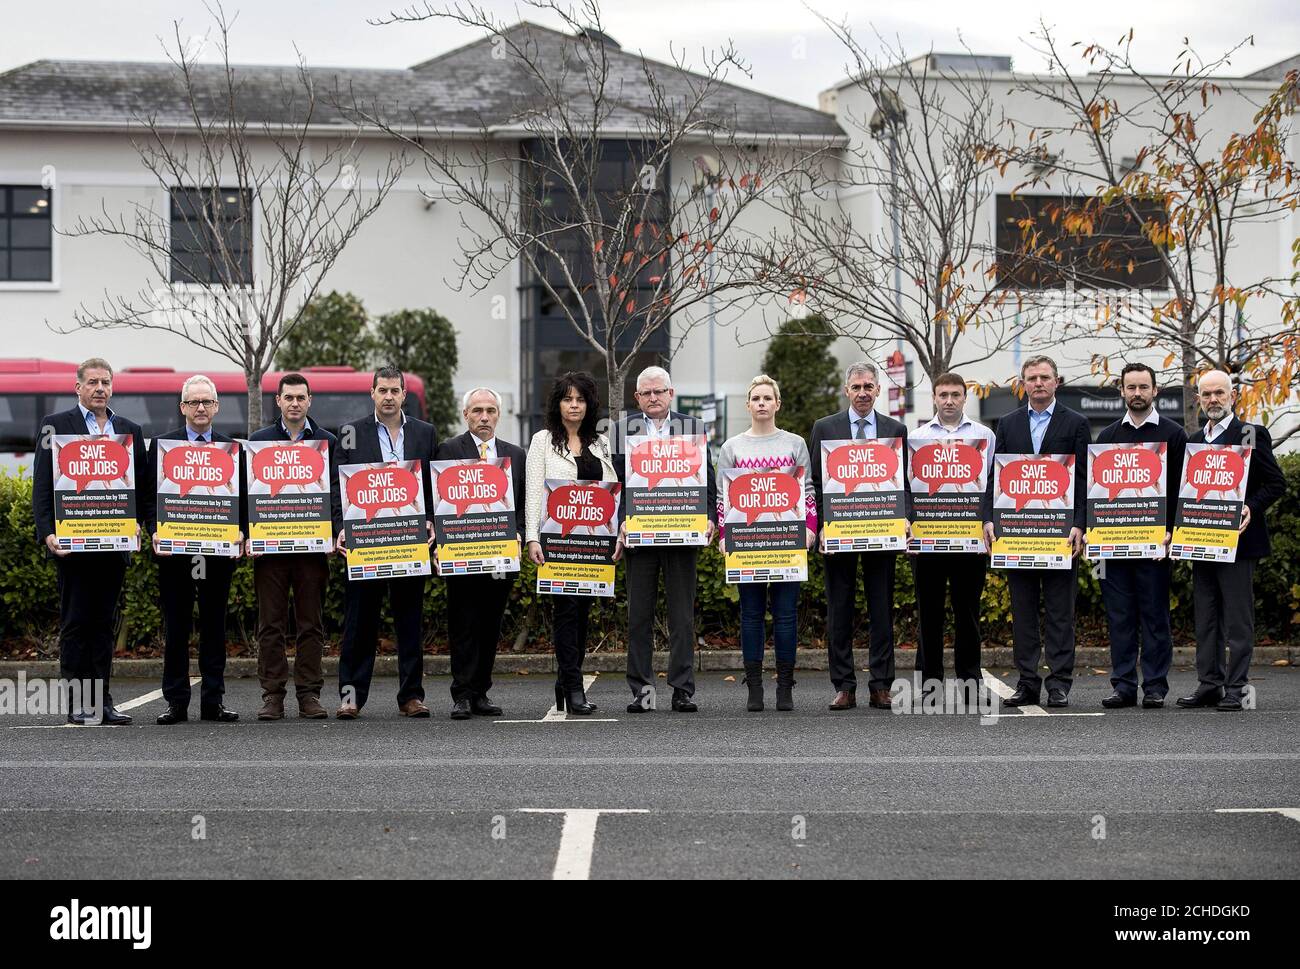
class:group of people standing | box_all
[32,352,1286,725]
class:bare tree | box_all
[344,0,832,418]
[746,21,1031,392]
[58,3,405,434]
[996,26,1300,435]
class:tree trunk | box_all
[246,367,263,438]
[1180,329,1199,434]
[606,352,625,430]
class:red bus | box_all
[0,359,427,471]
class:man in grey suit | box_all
[613,365,718,713]
[810,361,909,711]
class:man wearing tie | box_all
[332,366,439,719]
[1177,370,1286,711]
[983,355,1090,708]
[435,387,526,720]
[149,374,243,725]
[612,365,718,713]
[908,372,996,689]
[1096,363,1187,709]
[32,357,148,725]
[810,361,909,711]
[248,373,337,721]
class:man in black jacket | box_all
[148,374,244,725]
[811,361,909,711]
[331,366,438,719]
[984,355,1091,708]
[435,387,526,720]
[612,366,718,713]
[1094,363,1187,709]
[1177,370,1287,711]
[247,372,337,721]
[32,357,148,725]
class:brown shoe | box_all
[868,689,894,709]
[399,698,431,718]
[335,702,360,720]
[298,695,327,719]
[828,690,856,711]
[257,695,285,721]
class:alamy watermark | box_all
[0,674,104,722]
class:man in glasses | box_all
[147,374,244,725]
[611,365,717,713]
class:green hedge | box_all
[4,456,1298,651]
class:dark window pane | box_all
[11,250,50,280]
[0,252,8,279]
[0,393,39,447]
[0,191,7,214]
[12,188,50,212]
[11,219,50,248]
[0,218,8,245]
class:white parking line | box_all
[496,674,618,723]
[519,808,649,879]
[8,677,200,729]
[980,668,1050,716]
[1215,808,1300,824]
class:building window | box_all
[170,187,253,286]
[995,194,1167,290]
[0,186,53,281]
[518,140,670,434]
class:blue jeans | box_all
[739,581,800,664]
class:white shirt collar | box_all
[1122,409,1160,429]
[1204,415,1234,441]
[473,434,497,455]
[926,414,972,433]
[78,402,114,431]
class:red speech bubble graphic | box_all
[1000,457,1071,511]
[1092,447,1162,500]
[346,466,419,522]
[162,444,236,498]
[911,441,985,493]
[728,470,802,525]
[252,444,325,497]
[1184,447,1246,502]
[826,441,899,494]
[58,438,130,493]
[629,437,704,490]
[546,484,617,536]
[437,462,510,516]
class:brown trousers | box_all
[255,553,329,700]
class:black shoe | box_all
[1216,695,1244,711]
[1003,687,1040,708]
[100,704,133,725]
[1046,689,1068,708]
[1176,687,1224,708]
[743,661,764,712]
[1142,695,1165,709]
[470,696,502,717]
[200,705,238,723]
[450,698,472,720]
[156,703,187,725]
[1101,691,1136,709]
[563,690,595,716]
[671,690,698,713]
[626,685,655,713]
[66,708,90,726]
[775,662,796,712]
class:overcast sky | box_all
[2,0,1298,106]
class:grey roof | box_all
[0,21,843,138]
[1247,52,1300,81]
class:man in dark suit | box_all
[435,387,526,720]
[248,372,337,722]
[1177,369,1286,712]
[332,365,438,720]
[612,366,718,713]
[148,374,244,725]
[32,357,148,725]
[1095,363,1187,709]
[983,355,1091,708]
[811,361,908,711]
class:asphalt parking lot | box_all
[2,666,1297,879]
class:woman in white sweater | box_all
[525,371,620,715]
[716,374,817,712]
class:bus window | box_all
[0,394,39,448]
[48,393,249,439]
